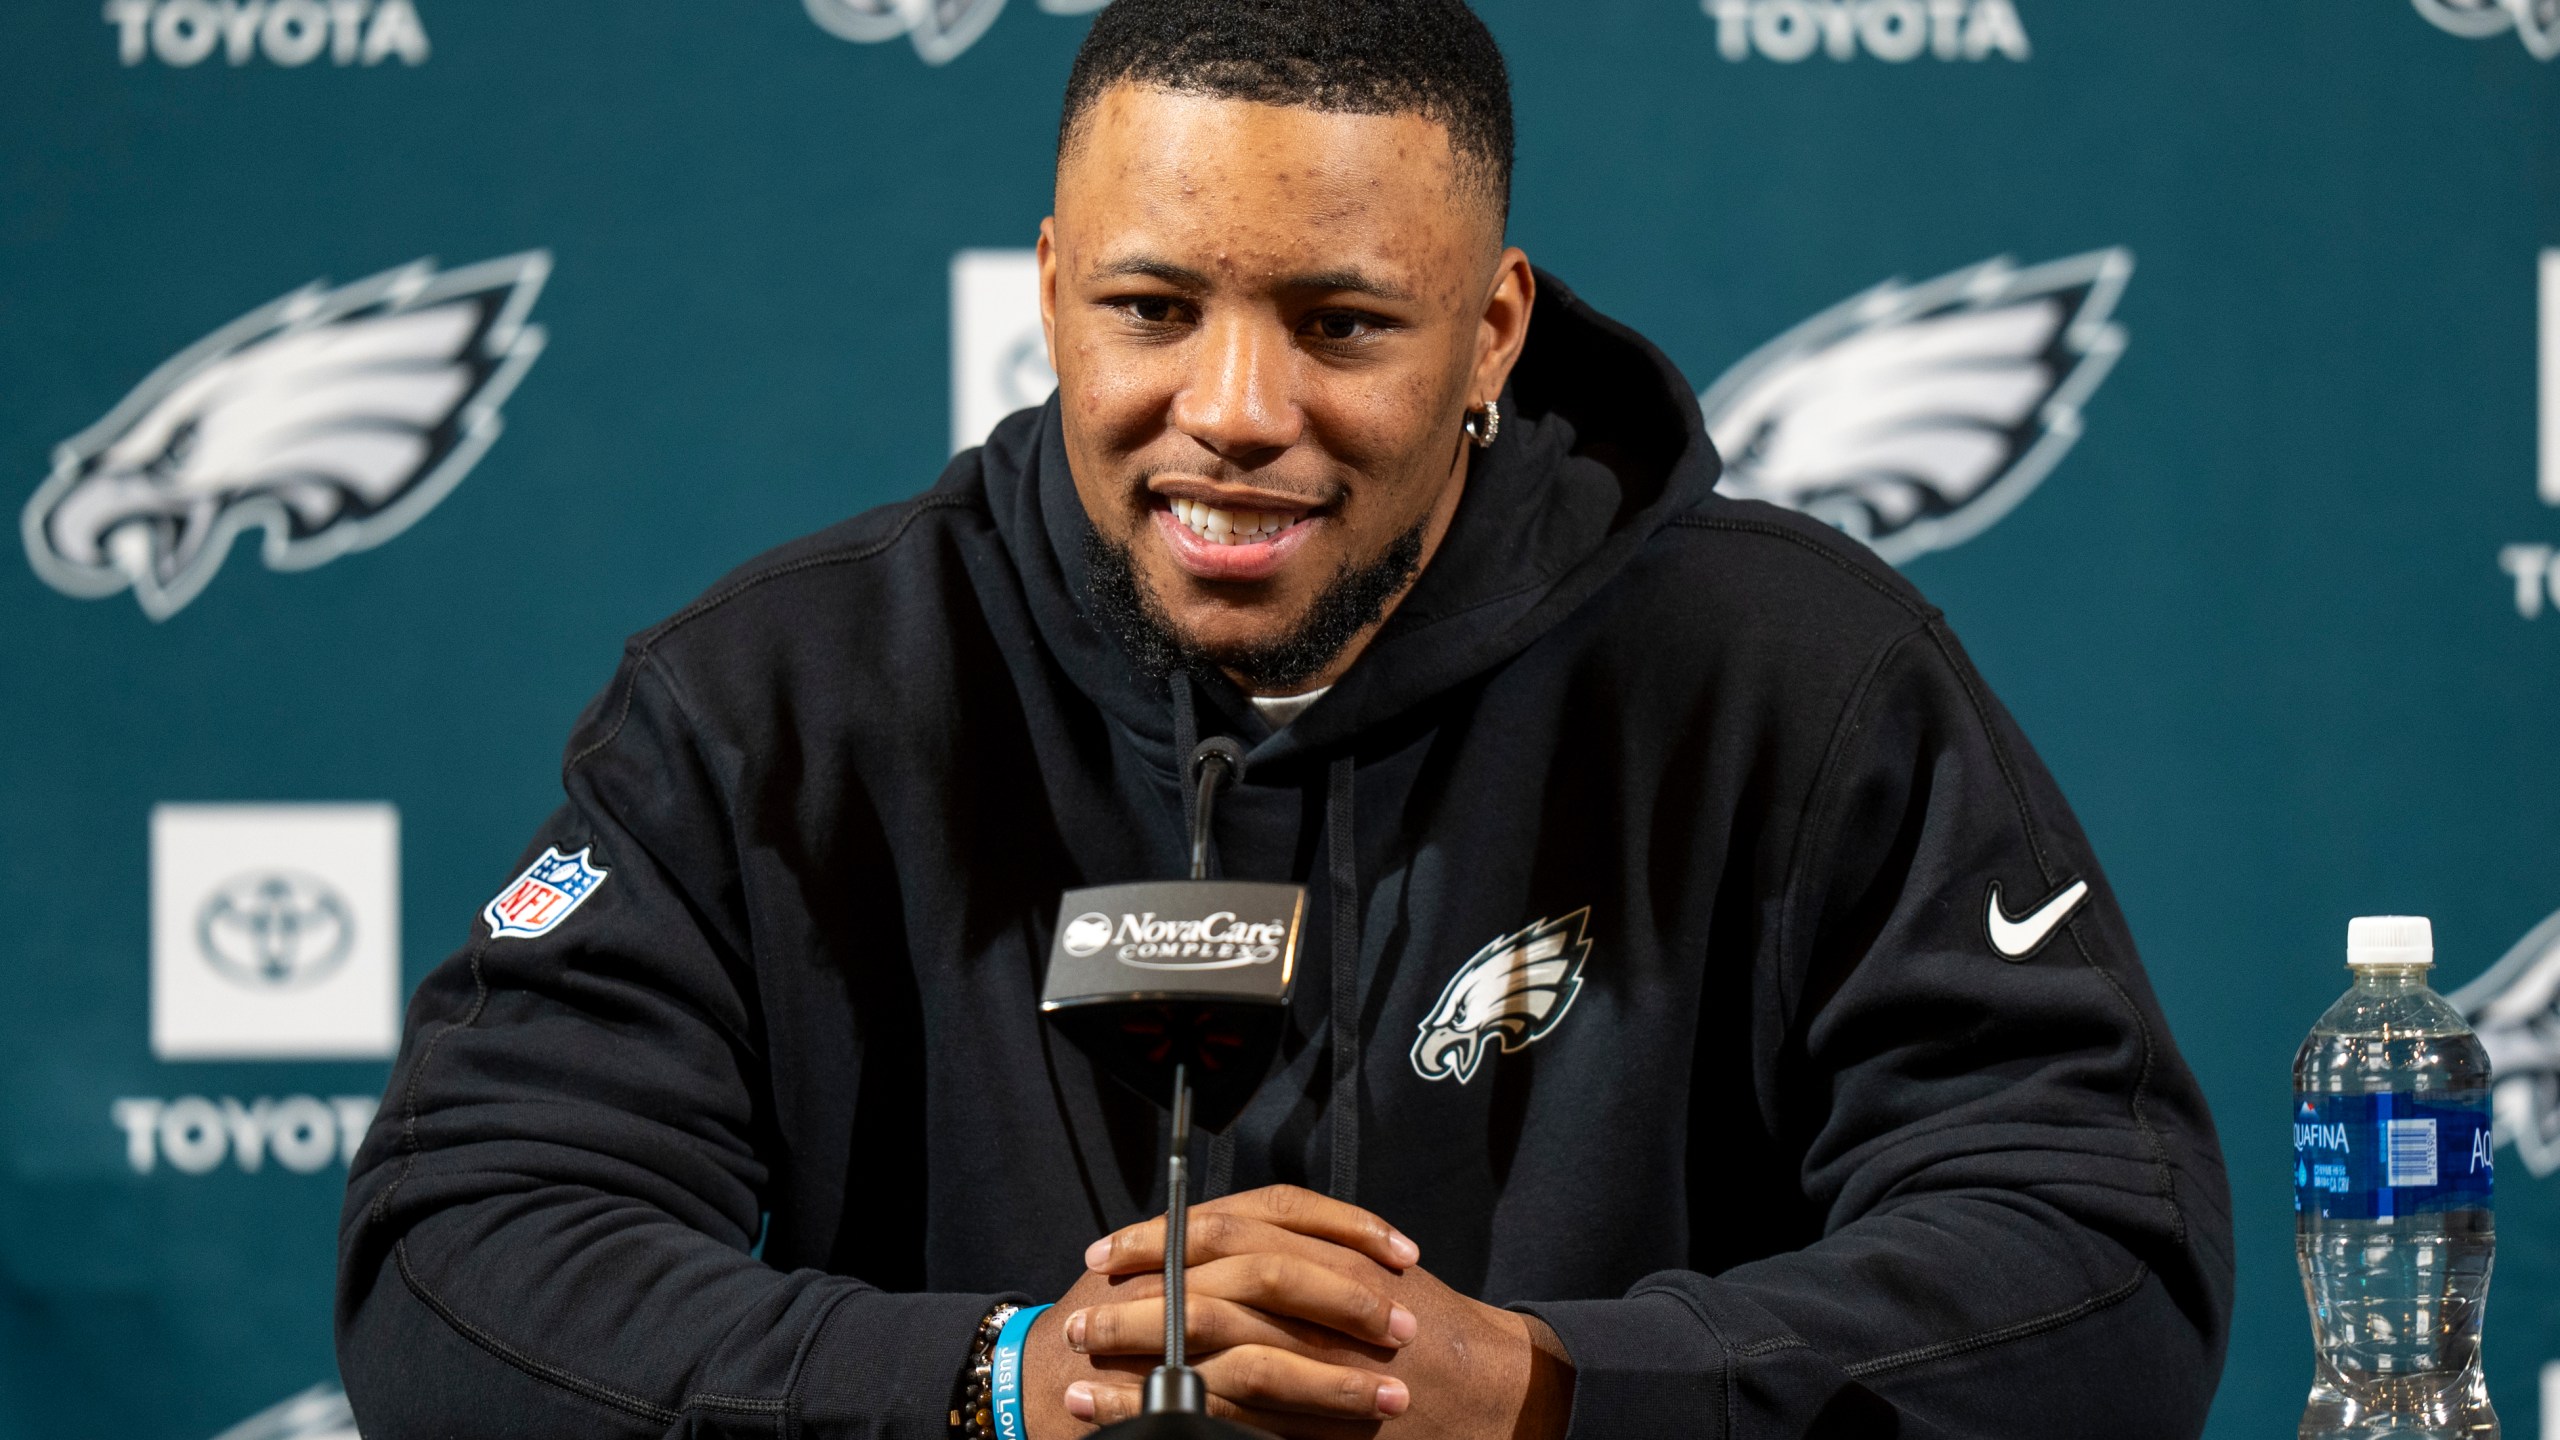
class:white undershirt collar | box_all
[1247,686,1330,730]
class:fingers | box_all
[1085,1187,1419,1276]
[1070,1383,1390,1440]
[1065,1292,1413,1359]
[1190,1252,1414,1347]
[1197,1348,1409,1421]
[1064,1345,1407,1423]
[1068,1379,1396,1435]
[1085,1211,1335,1280]
[1066,1293,1290,1358]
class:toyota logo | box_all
[196,871,355,990]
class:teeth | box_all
[1172,498,1293,546]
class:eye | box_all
[1304,310,1392,345]
[1116,295,1190,326]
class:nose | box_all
[1168,308,1301,463]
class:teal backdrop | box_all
[2,1,2556,1436]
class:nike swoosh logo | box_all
[1985,879,2090,961]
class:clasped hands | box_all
[1022,1185,1572,1439]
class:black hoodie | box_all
[337,273,2234,1440]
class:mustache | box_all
[1134,467,1342,510]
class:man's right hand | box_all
[1021,1186,1422,1439]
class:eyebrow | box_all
[1286,268,1416,304]
[1093,257,1212,289]
[1089,257,1417,305]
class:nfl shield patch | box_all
[483,846,608,940]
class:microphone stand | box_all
[1084,739,1270,1440]
[1144,740,1234,1417]
[1142,1062,1206,1416]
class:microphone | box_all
[1042,739,1298,1439]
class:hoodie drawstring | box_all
[1172,687,1359,1203]
[1171,679,1199,785]
[1325,753,1360,1204]
[1170,679,1240,1197]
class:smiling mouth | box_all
[1168,497,1306,546]
[1146,485,1326,584]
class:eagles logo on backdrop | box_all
[1701,248,2132,565]
[802,0,1104,65]
[21,251,548,620]
[1411,910,1592,1084]
[2451,908,2560,1179]
[2412,0,2559,59]
[205,1385,359,1440]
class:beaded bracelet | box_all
[950,1302,1019,1440]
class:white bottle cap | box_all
[2346,915,2433,967]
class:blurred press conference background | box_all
[1,1,2556,1436]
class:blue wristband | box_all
[991,1302,1051,1440]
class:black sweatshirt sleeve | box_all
[336,651,1002,1440]
[1516,619,2235,1440]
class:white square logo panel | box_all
[151,803,400,1060]
[951,248,1056,455]
[2541,248,2558,506]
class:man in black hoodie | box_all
[337,1,2235,1436]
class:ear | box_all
[1470,250,1536,409]
[1037,217,1061,379]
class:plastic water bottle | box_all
[2295,916,2498,1438]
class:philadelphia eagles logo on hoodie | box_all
[22,251,548,620]
[1411,909,1591,1084]
[2450,905,2560,1178]
[1699,248,2131,565]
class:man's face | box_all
[1041,85,1532,693]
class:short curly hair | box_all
[1059,0,1514,219]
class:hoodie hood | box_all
[969,268,1720,765]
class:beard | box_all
[1084,513,1428,693]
